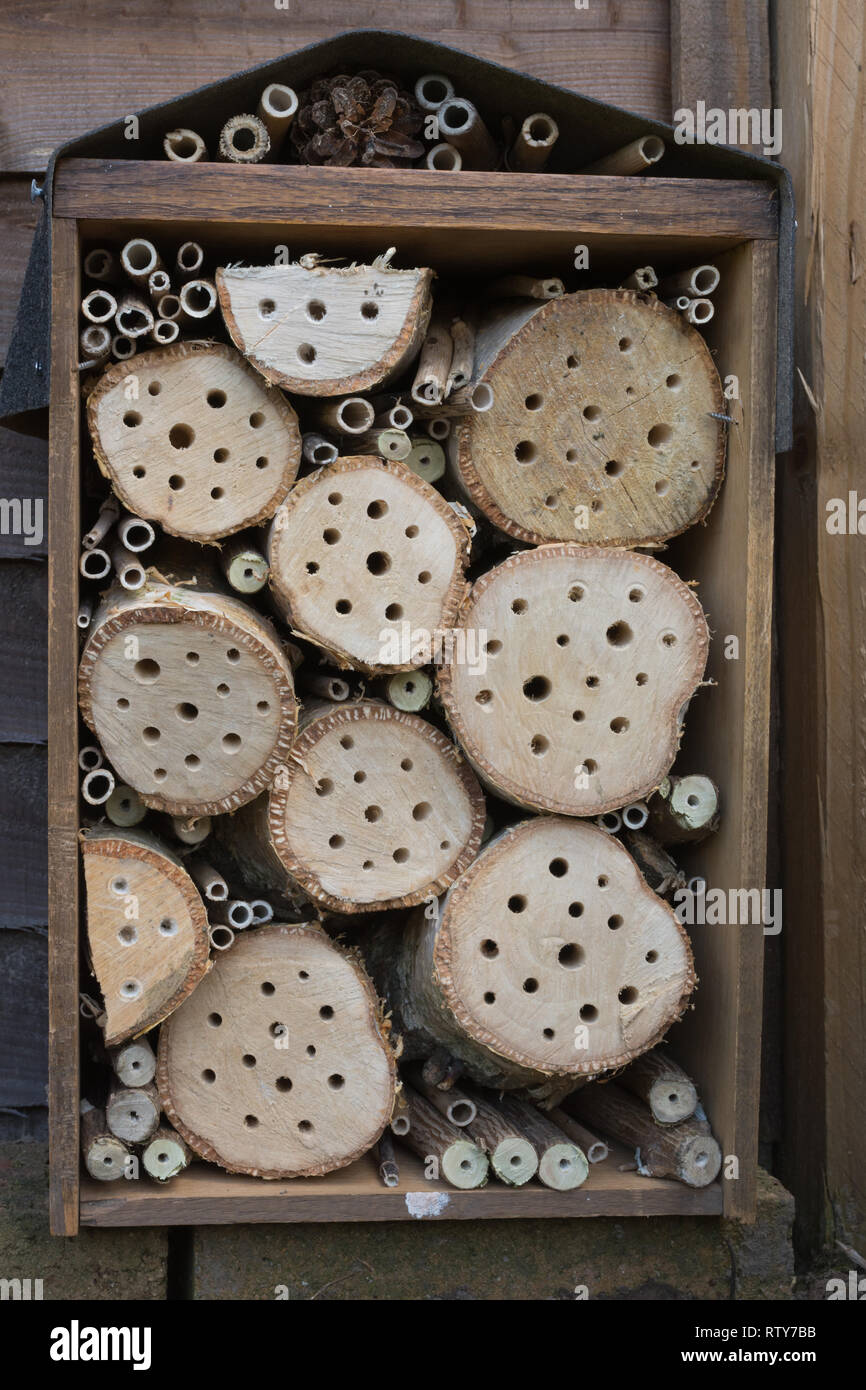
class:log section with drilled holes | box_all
[217,261,433,395]
[86,341,301,542]
[157,924,396,1178]
[453,290,724,546]
[363,817,695,1091]
[222,700,486,914]
[78,583,297,816]
[81,827,210,1048]
[267,456,470,673]
[438,545,709,816]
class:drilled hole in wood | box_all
[306,1044,316,1055]
[335,599,352,614]
[399,757,412,770]
[514,440,537,463]
[666,373,682,389]
[269,1021,286,1037]
[475,687,493,706]
[208,1012,223,1027]
[207,390,227,409]
[579,1004,598,1021]
[259,299,276,319]
[522,674,551,701]
[315,778,334,796]
[202,1069,215,1083]
[134,659,160,683]
[523,977,539,993]
[618,986,638,1004]
[184,754,200,769]
[362,860,374,870]
[366,550,391,575]
[153,767,167,781]
[508,894,526,913]
[591,499,603,513]
[604,459,623,477]
[298,1120,313,1133]
[483,991,496,1004]
[607,914,623,931]
[364,805,382,823]
[368,500,388,518]
[276,1076,292,1092]
[216,682,230,696]
[618,337,633,352]
[661,631,678,647]
[319,1005,335,1019]
[256,456,269,469]
[260,982,275,995]
[585,674,600,688]
[353,770,366,783]
[307,300,327,321]
[169,423,194,450]
[481,939,498,958]
[404,523,418,538]
[583,405,600,421]
[243,1114,259,1128]
[123,411,142,428]
[525,393,544,410]
[417,570,432,584]
[324,526,340,547]
[242,1054,256,1068]
[568,585,584,601]
[647,423,672,448]
[132,467,146,479]
[328,1074,345,1089]
[646,949,659,962]
[511,598,527,614]
[655,478,670,495]
[257,700,270,714]
[120,979,142,1000]
[566,354,579,369]
[610,716,629,733]
[530,734,549,755]
[211,487,224,500]
[222,732,242,753]
[249,411,266,429]
[118,925,137,945]
[141,726,160,744]
[176,702,198,722]
[328,492,342,506]
[361,301,379,319]
[328,834,345,849]
[384,603,402,620]
[412,802,432,820]
[340,736,354,750]
[583,758,598,774]
[606,621,633,646]
[185,651,200,665]
[168,474,185,491]
[572,709,584,721]
[392,847,409,863]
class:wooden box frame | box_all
[48,160,777,1234]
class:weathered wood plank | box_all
[670,0,771,148]
[0,929,48,1108]
[0,745,47,926]
[0,2,671,172]
[775,0,866,1256]
[0,563,47,742]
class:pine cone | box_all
[291,70,425,167]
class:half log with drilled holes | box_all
[218,700,486,913]
[78,582,298,816]
[86,341,302,542]
[157,923,396,1178]
[438,545,709,816]
[452,289,724,546]
[80,827,211,1047]
[362,817,695,1094]
[267,456,471,673]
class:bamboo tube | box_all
[142,1126,191,1182]
[579,134,665,175]
[218,113,270,164]
[385,669,433,712]
[406,1068,477,1127]
[105,783,147,827]
[179,278,217,321]
[220,540,269,595]
[687,875,707,896]
[106,1080,161,1144]
[483,275,564,301]
[307,396,375,435]
[405,437,446,484]
[81,288,118,324]
[176,242,205,279]
[164,128,207,163]
[249,899,273,924]
[257,83,298,150]
[621,828,684,897]
[80,324,111,364]
[77,598,93,631]
[171,814,212,846]
[375,1131,400,1187]
[425,143,462,171]
[464,1090,539,1185]
[156,292,182,321]
[83,495,120,550]
[414,73,456,112]
[81,1101,130,1181]
[213,899,254,930]
[568,1082,721,1187]
[78,745,103,772]
[111,334,136,362]
[499,1096,588,1189]
[111,542,146,591]
[657,264,720,298]
[400,1086,488,1188]
[117,513,156,554]
[621,266,658,291]
[511,112,559,171]
[622,801,649,830]
[79,546,111,580]
[109,1037,157,1087]
[147,268,171,302]
[83,248,118,283]
[596,810,622,834]
[152,319,180,346]
[548,1106,609,1163]
[81,767,115,806]
[410,381,494,416]
[618,1049,698,1125]
[664,295,692,312]
[685,298,714,325]
[115,293,154,339]
[446,317,475,394]
[648,773,721,845]
[302,432,339,466]
[208,923,234,951]
[353,427,412,460]
[425,416,451,440]
[411,314,454,405]
[188,858,228,902]
[120,239,164,286]
[391,1088,410,1136]
[300,671,351,702]
[437,98,499,170]
[374,401,413,431]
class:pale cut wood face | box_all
[87,342,301,541]
[458,290,724,546]
[269,702,485,912]
[158,925,395,1178]
[217,263,432,394]
[81,837,209,1047]
[436,818,695,1075]
[268,458,468,672]
[439,545,709,815]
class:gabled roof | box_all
[0,29,793,448]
